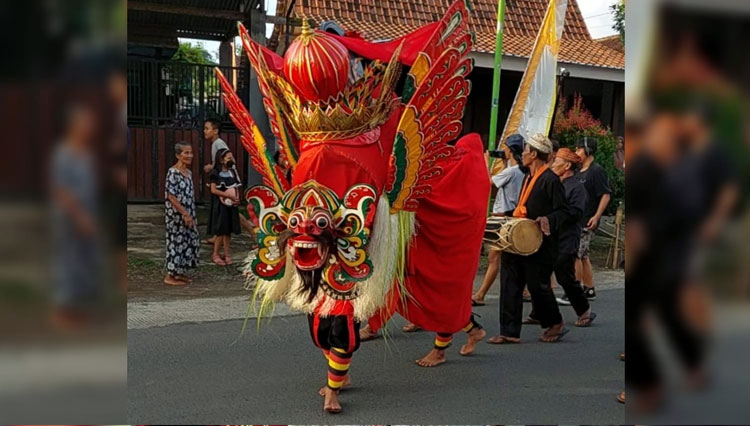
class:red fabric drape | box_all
[291,107,401,197]
[371,133,491,333]
[327,23,439,66]
[251,22,437,76]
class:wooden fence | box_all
[128,127,247,202]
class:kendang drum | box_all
[483,217,543,255]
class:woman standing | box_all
[207,148,241,265]
[164,141,199,286]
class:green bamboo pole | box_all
[487,0,506,215]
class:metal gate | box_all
[127,57,247,202]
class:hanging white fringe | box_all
[351,196,415,321]
[242,248,258,291]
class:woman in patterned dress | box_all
[164,141,199,286]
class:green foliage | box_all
[611,0,625,45]
[552,94,624,215]
[172,42,216,65]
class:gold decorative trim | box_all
[254,41,404,142]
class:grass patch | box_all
[127,256,163,276]
[128,256,160,268]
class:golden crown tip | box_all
[301,19,314,37]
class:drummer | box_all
[472,134,526,306]
[488,133,571,344]
[526,148,597,327]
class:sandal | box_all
[539,327,569,343]
[522,316,540,325]
[522,295,532,303]
[224,254,233,265]
[471,297,486,306]
[212,255,227,266]
[402,322,421,332]
[487,335,520,344]
[575,312,597,327]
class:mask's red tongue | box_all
[297,246,320,266]
[291,236,327,269]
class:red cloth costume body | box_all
[368,134,489,333]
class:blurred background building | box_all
[125,0,624,203]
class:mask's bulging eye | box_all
[289,216,299,227]
[316,217,329,228]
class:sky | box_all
[577,0,620,39]
[181,0,618,61]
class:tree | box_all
[172,42,216,65]
[611,0,625,45]
[552,94,624,215]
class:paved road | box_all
[128,287,624,424]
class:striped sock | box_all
[462,314,482,333]
[434,332,453,349]
[327,347,352,390]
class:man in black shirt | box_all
[574,136,611,300]
[526,148,596,327]
[549,148,596,326]
[488,134,571,344]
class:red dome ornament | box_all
[283,20,350,103]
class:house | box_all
[126,0,624,201]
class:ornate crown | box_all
[252,22,403,142]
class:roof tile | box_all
[275,0,622,68]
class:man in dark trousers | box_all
[525,148,597,327]
[573,136,612,300]
[488,133,571,344]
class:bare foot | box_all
[176,274,192,284]
[322,387,342,413]
[416,348,446,367]
[460,327,486,355]
[359,324,378,341]
[318,375,351,396]
[164,275,186,286]
[402,322,421,332]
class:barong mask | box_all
[246,181,376,300]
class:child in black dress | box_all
[208,148,241,265]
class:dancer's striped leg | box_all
[462,313,483,333]
[434,332,453,350]
[327,347,352,390]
